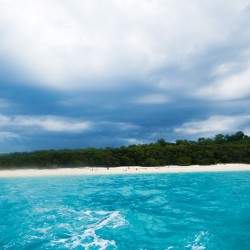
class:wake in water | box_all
[26,208,126,249]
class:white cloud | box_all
[0,0,249,90]
[212,62,240,77]
[0,132,19,142]
[0,99,10,109]
[134,94,170,104]
[244,127,250,136]
[15,116,91,132]
[0,114,91,133]
[174,115,250,137]
[196,63,250,100]
[0,115,11,126]
[97,121,140,132]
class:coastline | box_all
[0,164,250,178]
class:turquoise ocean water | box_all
[0,172,250,250]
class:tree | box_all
[176,139,190,145]
[156,138,167,146]
[214,134,225,144]
[225,131,246,142]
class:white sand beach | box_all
[0,164,250,178]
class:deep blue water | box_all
[0,172,250,250]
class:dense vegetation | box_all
[0,132,249,169]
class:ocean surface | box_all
[0,172,249,250]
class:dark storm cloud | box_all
[0,0,250,152]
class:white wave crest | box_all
[185,231,208,250]
[49,210,126,249]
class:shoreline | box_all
[0,164,250,178]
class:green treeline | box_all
[0,131,249,169]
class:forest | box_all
[0,131,249,169]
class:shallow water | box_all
[0,172,250,249]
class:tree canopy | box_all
[0,131,249,169]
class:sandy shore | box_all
[0,164,250,178]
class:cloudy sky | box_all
[0,0,250,152]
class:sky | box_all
[0,0,250,153]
